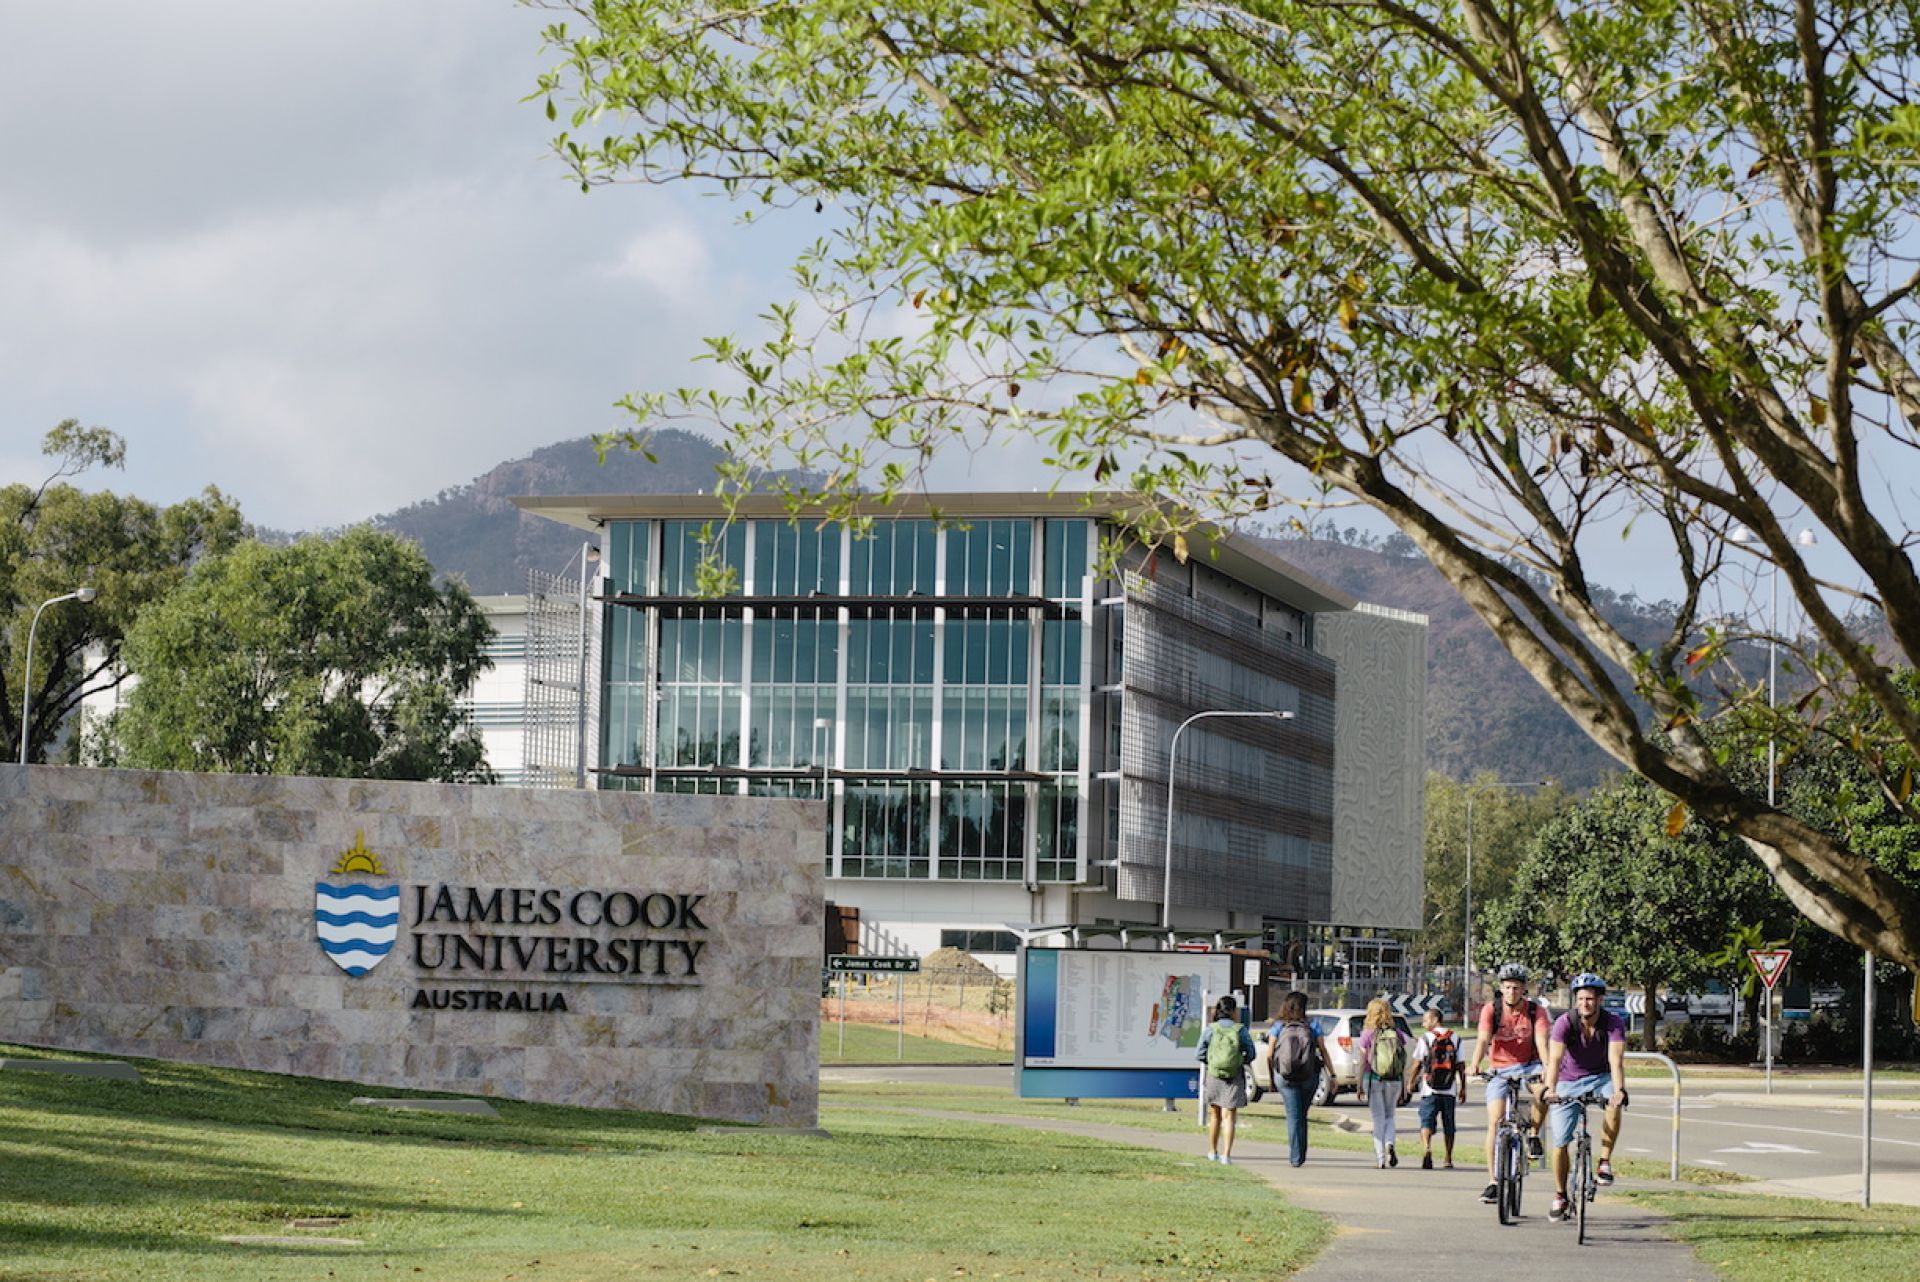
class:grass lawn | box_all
[0,1046,1326,1282]
[818,1022,1008,1064]
[1626,1189,1920,1282]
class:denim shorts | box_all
[1546,1074,1616,1149]
[1417,1092,1457,1136]
[1484,1063,1542,1106]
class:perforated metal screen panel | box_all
[1114,574,1335,922]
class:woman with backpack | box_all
[1268,990,1336,1167]
[1355,997,1410,1168]
[1196,994,1258,1164]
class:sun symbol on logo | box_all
[329,831,388,878]
[316,832,398,977]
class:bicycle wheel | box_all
[1495,1128,1513,1225]
[1574,1138,1590,1244]
[1505,1132,1524,1221]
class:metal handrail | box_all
[1625,1051,1681,1181]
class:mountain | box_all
[369,430,776,594]
[1259,534,1667,789]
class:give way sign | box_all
[1748,948,1792,990]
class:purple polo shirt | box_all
[1550,1010,1626,1082]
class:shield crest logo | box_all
[315,832,399,977]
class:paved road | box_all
[822,1063,1920,1203]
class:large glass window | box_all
[938,782,1025,881]
[1036,781,1079,882]
[657,609,743,767]
[940,612,1030,771]
[946,520,1032,595]
[660,520,747,595]
[605,521,651,595]
[1041,519,1090,599]
[751,521,841,596]
[1037,690,1079,772]
[602,604,648,769]
[842,781,931,878]
[849,521,937,595]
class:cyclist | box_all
[1541,972,1628,1223]
[1466,961,1552,1205]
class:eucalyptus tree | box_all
[535,2,1920,965]
[3,422,245,761]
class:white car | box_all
[1254,1007,1412,1106]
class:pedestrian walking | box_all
[1196,994,1257,1165]
[1355,997,1409,1168]
[1404,1007,1466,1169]
[1267,990,1336,1167]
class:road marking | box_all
[1713,1142,1817,1155]
[1695,1158,1726,1166]
[1683,1116,1920,1149]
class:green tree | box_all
[100,528,496,782]
[536,1,1920,967]
[1416,773,1573,971]
[1479,776,1778,1042]
[3,422,245,762]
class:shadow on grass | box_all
[0,1218,374,1260]
[0,1113,520,1221]
[0,1043,700,1157]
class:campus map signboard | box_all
[1016,947,1236,1098]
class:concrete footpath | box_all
[889,1107,1714,1280]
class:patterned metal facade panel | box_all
[1314,604,1427,928]
[1116,573,1336,922]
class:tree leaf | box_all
[1665,801,1688,838]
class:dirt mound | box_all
[922,947,1001,984]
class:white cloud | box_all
[605,223,712,304]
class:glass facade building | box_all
[594,513,1093,887]
[513,493,1425,948]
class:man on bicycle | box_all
[1541,972,1628,1223]
[1466,961,1551,1205]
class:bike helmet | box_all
[1495,961,1530,982]
[1569,972,1607,994]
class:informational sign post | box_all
[1016,946,1235,1099]
[827,955,920,1058]
[1750,948,1791,1094]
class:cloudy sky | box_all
[0,2,1856,620]
[0,2,888,529]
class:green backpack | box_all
[1370,1031,1405,1079]
[1206,1023,1246,1079]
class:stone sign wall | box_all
[0,765,824,1126]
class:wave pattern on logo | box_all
[315,882,401,976]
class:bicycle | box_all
[1479,1069,1542,1225]
[1547,1087,1623,1244]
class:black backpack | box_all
[1425,1030,1459,1091]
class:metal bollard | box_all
[1625,1050,1681,1182]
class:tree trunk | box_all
[1643,981,1660,1050]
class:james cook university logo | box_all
[314,833,400,977]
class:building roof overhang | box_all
[512,491,1358,614]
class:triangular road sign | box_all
[1748,948,1792,990]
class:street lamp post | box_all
[18,587,98,766]
[575,543,601,788]
[1730,524,1817,1092]
[1464,779,1545,1013]
[1730,526,1818,805]
[1161,709,1295,931]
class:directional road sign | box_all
[1748,948,1792,990]
[827,954,921,974]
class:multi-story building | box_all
[514,493,1426,972]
